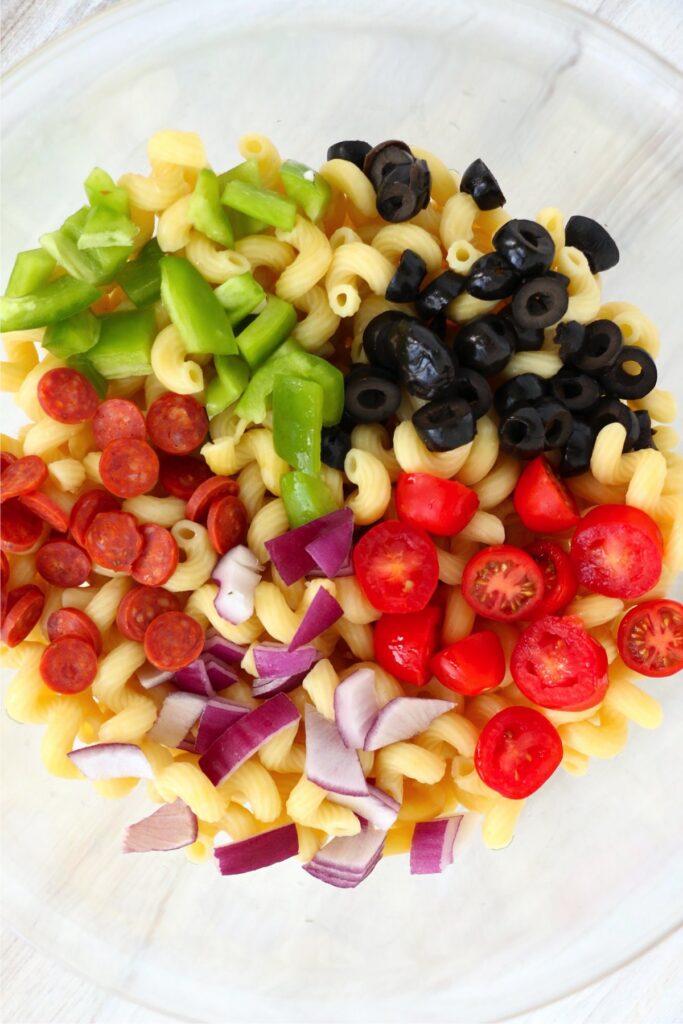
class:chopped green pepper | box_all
[236,338,343,425]
[160,255,237,355]
[84,168,129,214]
[116,239,163,307]
[41,207,131,285]
[5,249,56,298]
[67,353,108,398]
[77,205,139,249]
[0,276,100,332]
[214,272,265,325]
[43,309,101,358]
[217,160,267,238]
[280,159,332,222]
[221,181,297,232]
[234,295,296,370]
[281,470,339,528]
[189,169,234,248]
[205,354,250,418]
[83,309,156,378]
[272,376,323,474]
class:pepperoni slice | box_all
[207,495,248,555]
[143,610,204,671]
[0,499,44,552]
[69,489,120,549]
[37,367,99,424]
[0,455,48,503]
[92,399,146,451]
[186,476,240,522]
[18,492,70,533]
[1,550,9,589]
[116,585,181,642]
[36,540,92,587]
[131,524,179,587]
[99,438,160,499]
[39,637,98,694]
[85,511,143,572]
[47,607,102,654]
[159,455,213,500]
[146,394,208,455]
[0,452,18,471]
[1,584,45,647]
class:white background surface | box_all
[1,1,682,1021]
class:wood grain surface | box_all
[1,2,682,1022]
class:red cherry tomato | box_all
[513,456,580,534]
[526,540,578,618]
[570,504,663,599]
[617,599,683,678]
[511,614,609,710]
[353,520,439,614]
[373,606,441,685]
[462,544,544,622]
[475,705,563,799]
[395,472,479,537]
[430,630,506,695]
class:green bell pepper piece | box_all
[67,353,108,398]
[41,207,131,285]
[116,239,163,307]
[84,168,129,214]
[281,470,338,528]
[83,309,156,378]
[218,160,267,238]
[273,376,323,474]
[214,272,266,325]
[5,249,56,298]
[221,181,297,232]
[43,309,101,358]
[160,255,237,356]
[189,169,234,248]
[77,205,139,249]
[235,338,343,425]
[235,295,296,370]
[0,276,100,332]
[280,159,332,222]
[205,354,250,418]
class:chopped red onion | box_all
[148,692,208,748]
[215,823,299,875]
[328,785,399,830]
[202,631,246,665]
[213,545,263,624]
[303,829,386,888]
[123,800,198,853]
[307,554,354,579]
[288,588,342,651]
[333,668,378,749]
[137,662,174,690]
[202,655,239,690]
[364,697,455,751]
[410,816,463,875]
[199,693,300,785]
[304,704,368,796]
[265,508,354,584]
[252,672,307,698]
[174,658,215,698]
[67,743,153,780]
[194,697,251,754]
[253,643,320,678]
[304,508,354,578]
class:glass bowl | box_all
[2,1,682,1020]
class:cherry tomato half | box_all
[526,540,578,618]
[570,504,663,599]
[373,606,441,685]
[430,630,506,695]
[617,599,683,678]
[475,705,563,799]
[462,544,544,622]
[395,472,479,537]
[353,520,439,614]
[513,456,580,534]
[511,614,609,710]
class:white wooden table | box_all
[1,1,682,1021]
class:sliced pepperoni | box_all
[207,495,248,555]
[18,492,70,533]
[0,499,44,552]
[143,610,204,671]
[85,511,143,572]
[36,540,92,587]
[116,585,180,642]
[1,550,9,589]
[146,393,208,455]
[37,367,99,424]
[69,489,120,549]
[0,452,18,471]
[159,455,213,500]
[1,584,45,647]
[131,524,179,587]
[99,438,160,499]
[39,637,98,694]
[186,475,240,522]
[93,399,146,451]
[0,455,48,503]
[47,607,102,654]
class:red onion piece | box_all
[333,668,378,749]
[148,692,208,748]
[174,658,215,698]
[304,508,354,579]
[287,587,342,651]
[194,697,251,754]
[202,631,246,665]
[410,815,463,875]
[199,693,300,785]
[137,662,174,690]
[364,697,455,751]
[265,508,354,584]
[253,643,320,678]
[67,743,153,780]
[251,672,307,698]
[214,823,299,875]
[328,785,399,830]
[303,829,387,888]
[304,704,368,797]
[213,545,263,624]
[202,655,239,690]
[123,800,198,853]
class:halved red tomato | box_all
[353,520,439,614]
[570,504,663,599]
[430,630,506,695]
[474,705,563,799]
[526,540,578,618]
[513,456,580,534]
[373,606,441,685]
[395,472,479,537]
[617,599,683,677]
[462,544,544,622]
[511,614,609,710]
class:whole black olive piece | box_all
[412,397,475,452]
[416,270,466,319]
[466,252,521,300]
[459,158,506,210]
[511,272,570,330]
[456,315,515,375]
[493,219,555,276]
[344,365,402,424]
[494,373,548,417]
[321,425,352,470]
[363,310,417,371]
[571,319,623,375]
[559,420,595,477]
[565,215,620,273]
[363,140,413,190]
[376,160,431,223]
[498,406,546,458]
[537,398,573,450]
[600,345,657,400]
[589,397,639,451]
[385,249,427,303]
[397,321,456,399]
[449,368,493,419]
[548,370,601,413]
[326,140,373,170]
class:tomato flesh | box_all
[511,614,609,710]
[570,504,663,599]
[526,540,578,618]
[373,606,441,685]
[353,520,439,614]
[396,472,479,537]
[617,599,683,677]
[431,630,506,695]
[513,456,580,534]
[462,544,544,621]
[475,705,563,799]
